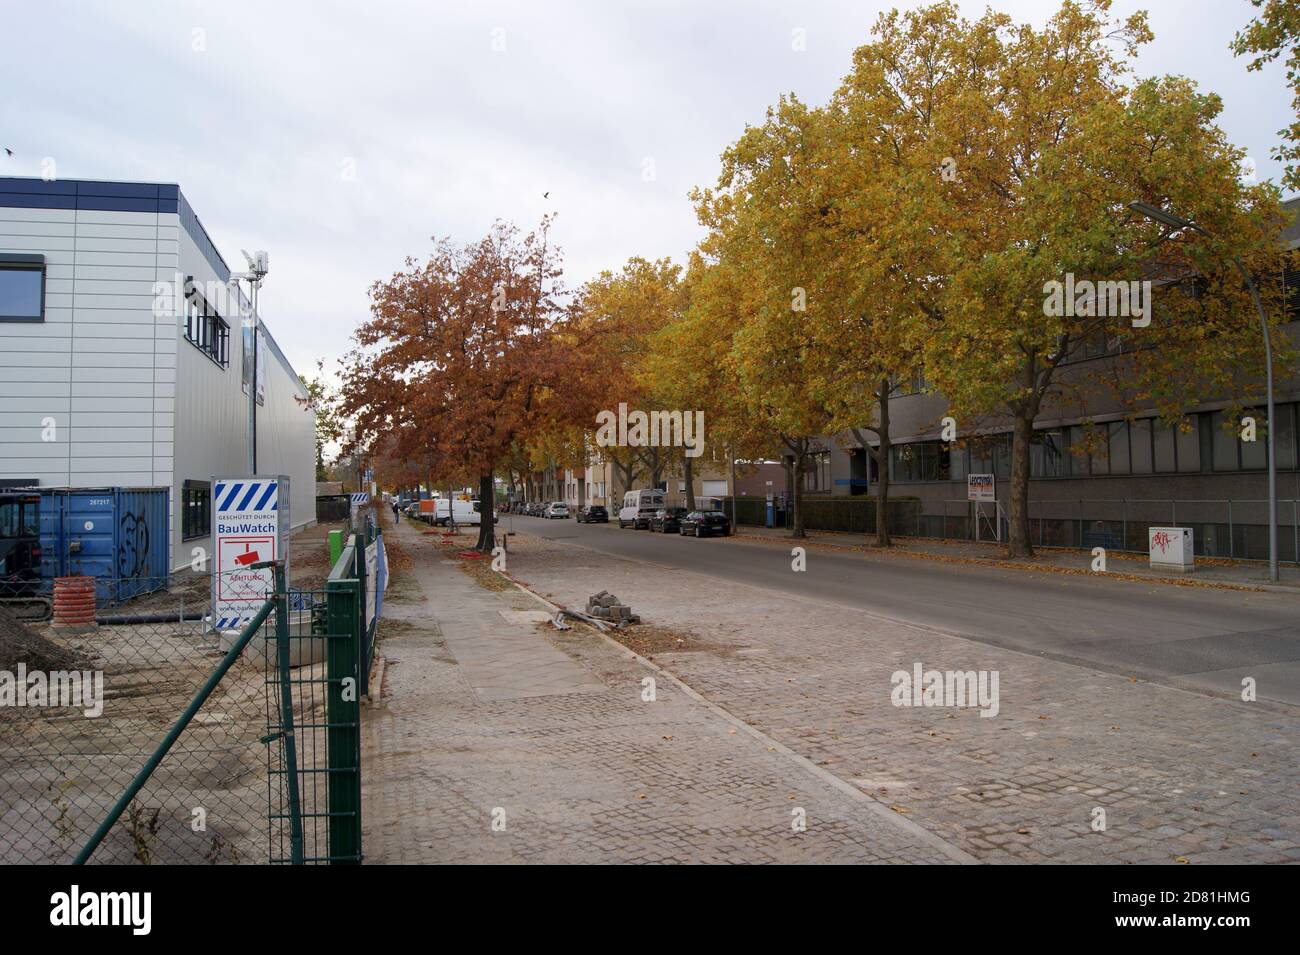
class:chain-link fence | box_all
[927,497,1300,563]
[0,578,269,864]
[0,569,364,865]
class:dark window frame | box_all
[183,278,230,368]
[182,479,211,541]
[0,253,46,323]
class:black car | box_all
[649,506,689,533]
[679,510,731,537]
[576,505,608,523]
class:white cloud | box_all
[0,0,1293,386]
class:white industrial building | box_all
[0,176,315,572]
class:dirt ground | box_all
[0,518,352,865]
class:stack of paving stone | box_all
[585,591,641,626]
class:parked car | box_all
[679,510,731,537]
[576,505,608,523]
[649,506,689,533]
[618,488,664,528]
[545,502,569,519]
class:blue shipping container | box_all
[38,487,170,603]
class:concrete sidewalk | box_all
[360,520,969,863]
[732,524,1300,591]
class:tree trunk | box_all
[790,458,806,539]
[476,471,495,552]
[683,453,696,511]
[782,437,807,539]
[874,378,892,547]
[1007,411,1033,558]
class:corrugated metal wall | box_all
[0,205,177,491]
[1,182,316,575]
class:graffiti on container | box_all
[118,511,151,579]
[1151,530,1174,554]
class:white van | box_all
[618,489,664,528]
[432,498,487,526]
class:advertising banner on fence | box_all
[967,473,996,502]
[211,475,291,631]
[365,532,389,628]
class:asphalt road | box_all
[507,513,1300,707]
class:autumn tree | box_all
[298,359,342,482]
[339,218,576,552]
[1234,0,1300,191]
[692,97,854,539]
[829,0,1287,557]
[569,258,686,501]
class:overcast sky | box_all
[0,0,1293,383]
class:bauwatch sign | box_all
[211,475,291,630]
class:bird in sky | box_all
[3,148,13,157]
[542,191,549,199]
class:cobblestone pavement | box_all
[507,532,1300,864]
[360,522,967,863]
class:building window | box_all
[1031,430,1068,478]
[1210,411,1240,471]
[184,282,230,367]
[1178,416,1202,472]
[1152,420,1177,472]
[0,254,45,322]
[967,434,1011,480]
[182,480,211,541]
[803,450,832,492]
[1278,404,1298,470]
[890,441,952,482]
[1282,251,1300,323]
[1107,421,1130,475]
[1130,418,1153,474]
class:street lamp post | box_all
[232,250,269,475]
[1128,202,1278,582]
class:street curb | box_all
[502,576,979,865]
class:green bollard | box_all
[328,528,343,567]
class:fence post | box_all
[273,561,305,865]
[1228,499,1234,559]
[325,561,363,864]
[353,534,369,679]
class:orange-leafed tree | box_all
[339,217,578,551]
